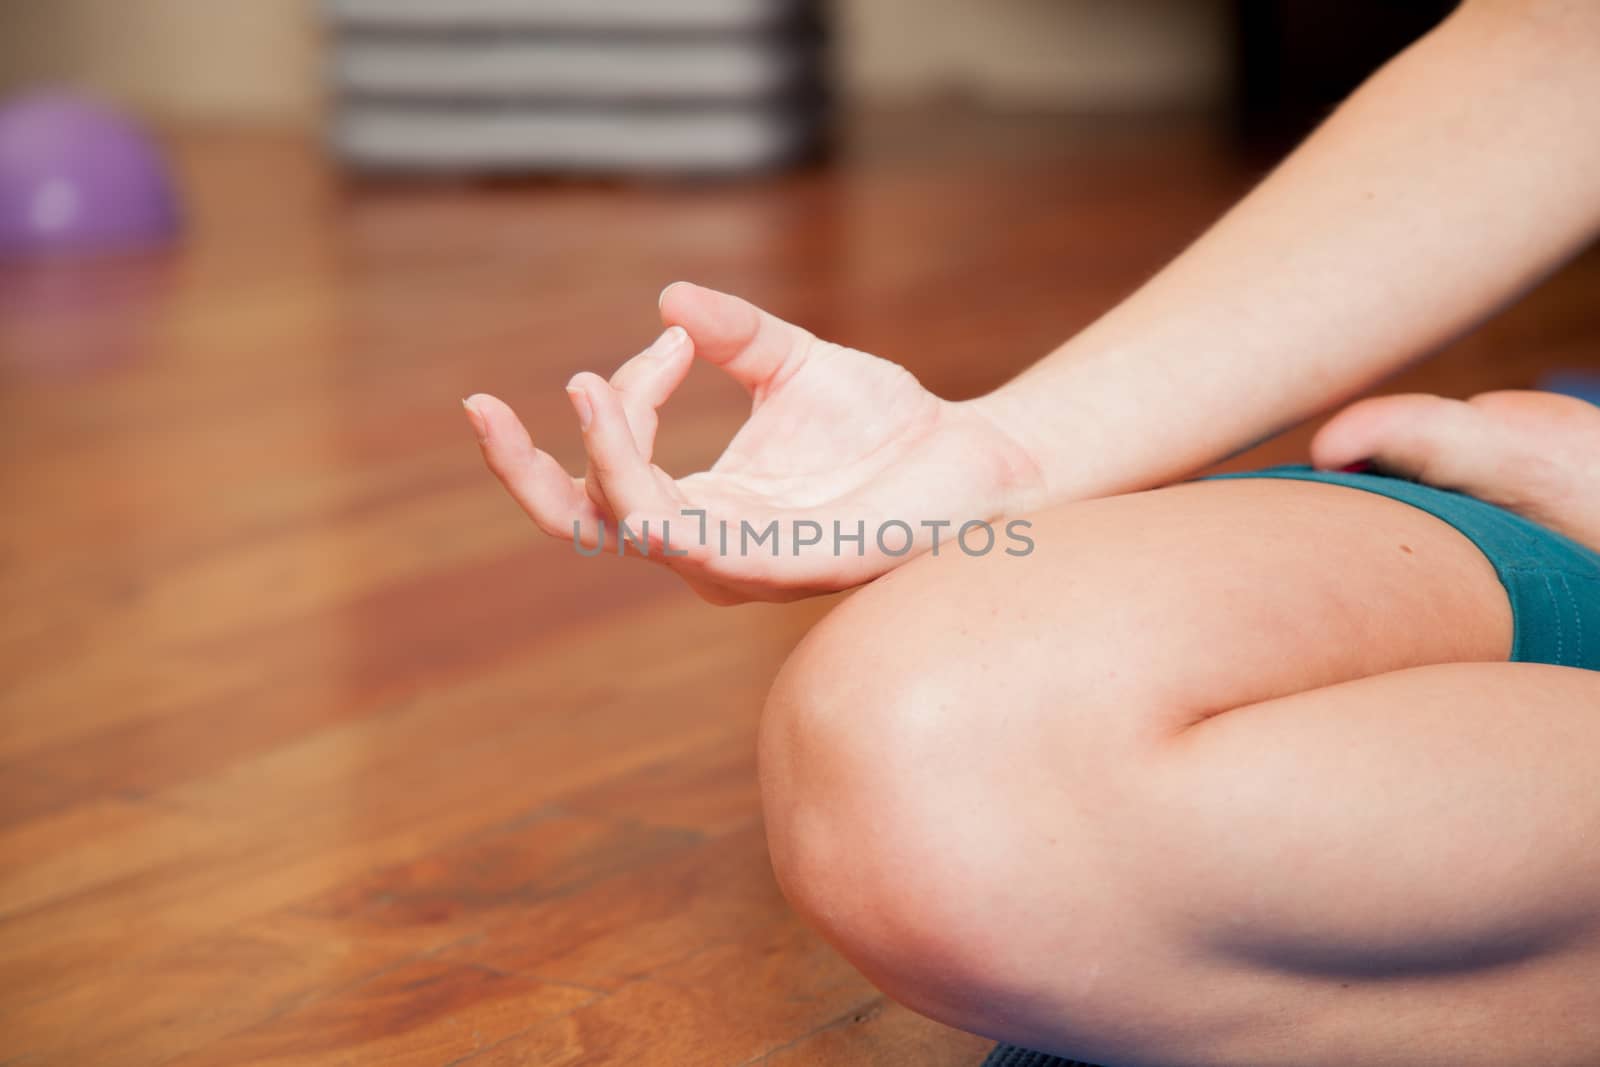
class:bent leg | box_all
[759,478,1600,1067]
[1129,660,1600,1066]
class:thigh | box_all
[1116,660,1600,1067]
[768,475,1517,903]
[826,475,1513,749]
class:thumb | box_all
[1311,394,1493,491]
[658,281,813,394]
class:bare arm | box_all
[975,0,1600,505]
[471,3,1600,603]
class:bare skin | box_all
[463,0,1600,1061]
[464,285,1043,604]
[1315,390,1600,552]
[758,477,1600,1067]
[755,367,1600,1067]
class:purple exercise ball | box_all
[0,91,181,257]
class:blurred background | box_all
[0,1,1464,155]
[2,4,1596,1066]
[2,1,1229,130]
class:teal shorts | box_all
[1209,465,1600,672]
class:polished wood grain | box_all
[1,110,1596,1066]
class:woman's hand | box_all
[463,283,1044,603]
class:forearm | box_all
[977,0,1600,505]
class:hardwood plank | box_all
[161,960,598,1067]
[432,825,793,995]
[0,812,681,1066]
[758,999,995,1067]
[0,606,777,1007]
[0,922,395,1067]
[453,920,877,1067]
[557,727,771,838]
[0,797,225,920]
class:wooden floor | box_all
[1,109,1597,1067]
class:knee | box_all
[758,597,1004,1020]
[756,569,1174,1035]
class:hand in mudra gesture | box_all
[464,284,1043,604]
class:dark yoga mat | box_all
[980,1045,1097,1067]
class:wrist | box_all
[962,355,1174,509]
[957,387,1065,516]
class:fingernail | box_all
[656,325,687,353]
[658,281,684,311]
[566,386,593,430]
[461,396,488,443]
